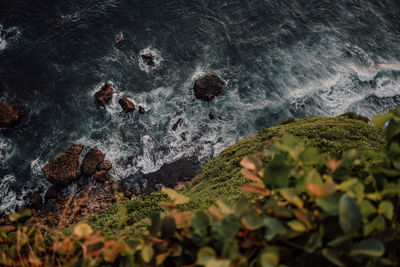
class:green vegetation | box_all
[1,110,399,267]
[87,116,385,238]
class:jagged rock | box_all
[172,118,183,131]
[141,53,155,66]
[218,115,223,120]
[139,106,145,114]
[140,157,201,194]
[42,144,84,186]
[209,112,215,119]
[118,98,135,113]
[81,148,105,177]
[28,192,42,208]
[98,160,112,171]
[0,102,23,127]
[94,82,114,106]
[181,132,187,141]
[45,186,59,200]
[94,170,108,183]
[193,75,225,101]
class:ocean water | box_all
[1,0,400,212]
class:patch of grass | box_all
[86,116,385,239]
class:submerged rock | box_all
[141,53,155,66]
[118,98,135,113]
[140,157,201,194]
[98,160,112,171]
[209,112,215,120]
[139,105,145,114]
[181,132,187,141]
[94,82,114,106]
[193,75,225,101]
[0,102,23,127]
[81,148,105,177]
[172,118,183,131]
[42,144,84,186]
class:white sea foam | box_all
[0,175,25,212]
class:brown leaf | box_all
[156,251,170,266]
[242,184,270,196]
[103,240,121,262]
[294,209,312,228]
[307,183,336,198]
[241,169,263,183]
[327,158,341,172]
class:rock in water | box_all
[81,148,105,176]
[172,118,183,131]
[118,98,135,113]
[141,53,155,66]
[209,112,216,119]
[139,106,145,114]
[42,144,84,186]
[98,160,112,171]
[94,82,114,106]
[0,102,23,127]
[193,75,225,101]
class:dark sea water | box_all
[1,0,400,211]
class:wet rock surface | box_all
[98,160,112,171]
[193,75,225,101]
[94,82,114,106]
[172,118,183,131]
[81,148,105,177]
[28,192,42,208]
[139,105,145,114]
[45,186,59,200]
[141,53,155,66]
[0,102,23,127]
[94,170,108,183]
[118,98,135,113]
[42,144,84,186]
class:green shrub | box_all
[1,109,399,266]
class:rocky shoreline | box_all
[0,66,224,228]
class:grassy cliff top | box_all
[86,115,385,238]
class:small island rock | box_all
[193,75,225,101]
[118,98,135,113]
[141,53,155,66]
[94,82,114,106]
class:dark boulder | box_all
[139,106,145,114]
[181,132,187,141]
[81,148,105,177]
[42,144,84,186]
[141,53,155,66]
[118,98,135,113]
[28,192,42,208]
[45,186,59,200]
[140,157,201,194]
[94,82,114,106]
[0,102,23,127]
[98,160,112,171]
[209,112,215,120]
[172,118,183,131]
[193,75,225,101]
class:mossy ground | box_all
[86,116,385,238]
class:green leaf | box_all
[211,214,240,240]
[161,216,176,238]
[191,210,210,234]
[378,201,394,220]
[242,211,265,230]
[316,194,340,216]
[205,259,231,267]
[339,194,361,234]
[196,247,216,265]
[280,188,303,209]
[240,155,263,172]
[161,187,189,204]
[364,215,385,236]
[350,239,385,257]
[327,235,352,247]
[287,220,307,232]
[148,212,161,236]
[263,218,288,241]
[141,245,154,263]
[263,153,294,188]
[322,248,345,267]
[260,250,279,267]
[372,113,394,128]
[359,200,377,218]
[305,232,323,253]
